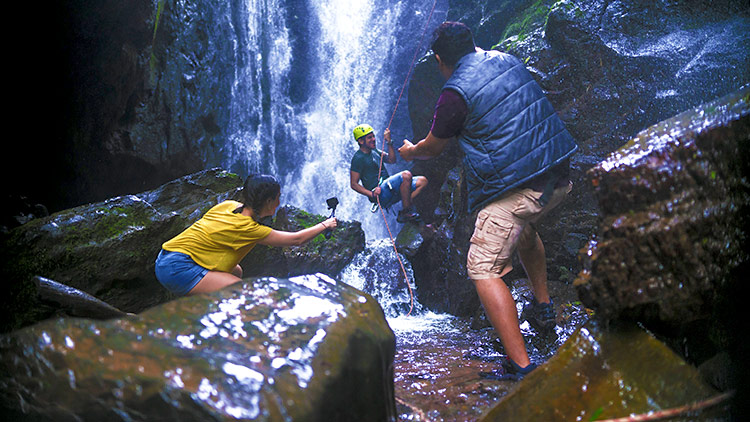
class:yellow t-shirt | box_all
[162,200,273,273]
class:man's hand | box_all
[384,128,391,144]
[399,132,451,161]
[371,186,382,198]
[399,139,416,161]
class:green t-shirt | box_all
[350,149,390,190]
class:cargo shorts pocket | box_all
[467,211,514,277]
[470,211,513,248]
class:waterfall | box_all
[221,0,296,176]
[223,0,446,241]
[217,0,448,320]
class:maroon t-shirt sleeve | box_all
[429,88,468,139]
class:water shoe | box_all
[479,358,537,381]
[522,299,556,332]
[397,209,421,224]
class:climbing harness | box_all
[375,0,438,317]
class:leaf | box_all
[589,407,604,421]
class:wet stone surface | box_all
[0,274,396,421]
[390,278,590,421]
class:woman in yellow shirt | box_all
[155,174,337,296]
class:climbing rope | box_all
[376,0,438,317]
[593,390,734,422]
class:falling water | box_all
[222,0,447,240]
[225,0,458,349]
[220,0,297,176]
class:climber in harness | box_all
[349,123,428,223]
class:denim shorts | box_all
[154,249,208,296]
[376,173,419,209]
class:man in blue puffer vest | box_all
[400,22,578,380]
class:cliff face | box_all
[11,0,265,213]
[403,0,750,315]
[13,0,747,218]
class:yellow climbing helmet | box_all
[352,124,374,141]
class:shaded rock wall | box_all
[10,0,262,214]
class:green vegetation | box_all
[149,0,166,78]
[494,0,556,51]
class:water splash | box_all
[339,239,423,318]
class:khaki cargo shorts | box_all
[466,181,572,280]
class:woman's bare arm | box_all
[258,217,338,247]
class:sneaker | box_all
[480,358,537,381]
[522,299,556,332]
[397,209,421,223]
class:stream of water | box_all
[339,240,591,420]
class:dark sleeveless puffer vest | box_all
[444,50,578,213]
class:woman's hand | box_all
[321,217,338,229]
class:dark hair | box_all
[431,22,475,66]
[240,173,281,217]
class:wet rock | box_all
[481,320,729,421]
[34,276,130,320]
[575,85,749,325]
[1,169,365,333]
[339,240,422,318]
[540,0,749,160]
[0,194,49,234]
[0,274,396,422]
[243,206,365,278]
[407,169,480,317]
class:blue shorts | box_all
[376,173,419,209]
[154,249,208,296]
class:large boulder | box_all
[575,85,749,325]
[480,320,730,421]
[243,206,365,279]
[398,168,480,317]
[0,274,396,421]
[0,169,365,333]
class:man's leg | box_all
[517,228,550,304]
[517,182,572,306]
[473,276,531,367]
[411,176,428,201]
[398,171,414,209]
[468,190,536,370]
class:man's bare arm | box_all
[399,131,452,161]
[350,170,377,199]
